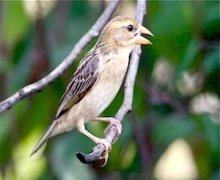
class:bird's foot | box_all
[105,118,122,136]
[95,138,111,152]
[95,138,111,167]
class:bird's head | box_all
[99,16,153,50]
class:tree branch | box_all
[76,0,147,166]
[0,0,121,113]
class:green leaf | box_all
[202,50,219,74]
[200,115,219,152]
[175,38,200,79]
[3,1,30,48]
[152,114,196,147]
[0,114,11,144]
[149,1,193,64]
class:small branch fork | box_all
[0,0,120,113]
[76,0,147,166]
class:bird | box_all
[31,16,153,157]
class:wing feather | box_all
[55,52,100,119]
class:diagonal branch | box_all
[0,0,121,113]
[76,0,148,166]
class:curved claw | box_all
[105,118,122,136]
[97,139,111,152]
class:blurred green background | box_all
[0,0,219,179]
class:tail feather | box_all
[30,121,58,156]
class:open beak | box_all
[134,25,154,45]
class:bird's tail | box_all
[30,121,58,156]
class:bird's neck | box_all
[95,39,133,58]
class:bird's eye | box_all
[127,25,134,32]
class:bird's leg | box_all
[93,117,122,136]
[76,119,111,151]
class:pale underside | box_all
[51,48,131,137]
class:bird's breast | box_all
[83,53,129,121]
[65,52,130,126]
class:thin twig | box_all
[76,0,147,165]
[0,0,120,113]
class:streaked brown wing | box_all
[55,53,100,119]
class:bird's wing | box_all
[55,52,100,119]
[30,52,100,155]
